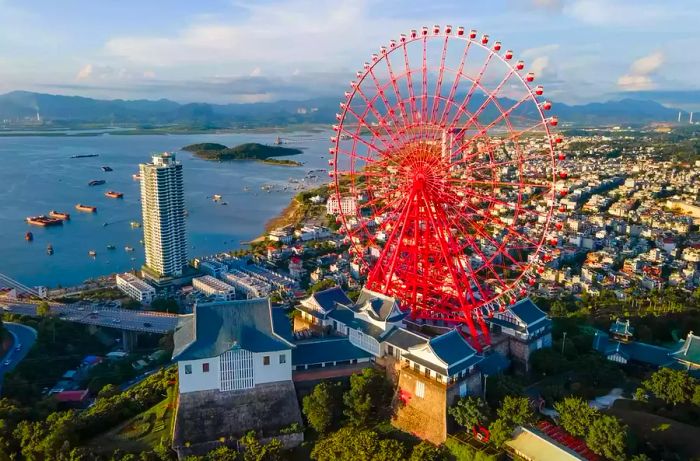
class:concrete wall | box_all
[179,358,220,393]
[253,350,292,384]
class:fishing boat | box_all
[88,180,106,186]
[71,154,99,159]
[213,194,222,202]
[26,215,63,227]
[105,191,123,199]
[132,173,141,181]
[75,204,97,213]
[124,246,134,252]
[88,250,97,257]
[25,232,33,241]
[101,166,113,172]
[49,210,71,220]
[46,244,54,255]
[106,244,116,250]
[130,221,141,228]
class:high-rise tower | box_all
[139,152,187,278]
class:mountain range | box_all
[0,90,689,128]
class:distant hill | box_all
[182,142,302,162]
[0,90,690,128]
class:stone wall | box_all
[392,368,448,444]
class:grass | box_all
[88,392,176,454]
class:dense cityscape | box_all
[1,4,700,461]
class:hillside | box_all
[0,91,694,129]
[182,142,303,163]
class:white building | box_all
[222,270,272,298]
[326,196,357,216]
[140,153,187,278]
[192,275,236,301]
[173,298,295,393]
[115,273,156,304]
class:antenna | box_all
[678,111,682,123]
[690,112,694,124]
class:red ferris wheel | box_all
[328,25,564,346]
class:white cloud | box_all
[565,0,670,26]
[250,67,262,77]
[76,64,93,80]
[618,51,664,91]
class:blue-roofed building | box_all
[486,298,552,371]
[297,286,353,327]
[173,298,295,393]
[670,331,700,376]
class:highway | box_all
[1,301,178,334]
[0,322,38,392]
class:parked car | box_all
[3,360,10,366]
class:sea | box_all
[0,130,331,288]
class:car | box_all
[3,360,10,366]
[91,310,99,315]
[112,318,121,324]
[143,322,152,328]
[14,344,21,352]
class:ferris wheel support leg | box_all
[477,316,491,346]
[462,316,482,352]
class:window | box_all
[387,345,394,356]
[415,381,425,398]
[425,368,431,378]
[279,354,286,364]
[202,362,210,373]
[184,364,192,375]
[413,362,420,372]
[263,355,270,366]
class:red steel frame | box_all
[329,26,562,348]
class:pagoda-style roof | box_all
[671,331,700,367]
[610,318,634,340]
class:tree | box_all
[343,368,393,427]
[497,396,535,428]
[641,368,696,406]
[448,396,489,430]
[586,415,627,461]
[150,298,179,314]
[409,441,447,461]
[239,431,282,461]
[309,279,336,294]
[97,384,120,400]
[36,301,51,317]
[204,446,239,461]
[554,396,599,438]
[693,385,700,407]
[487,419,512,448]
[310,427,406,461]
[302,382,343,434]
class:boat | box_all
[26,215,63,227]
[213,194,222,202]
[88,180,106,186]
[46,244,54,255]
[25,232,33,241]
[124,246,134,252]
[130,221,141,228]
[49,210,70,220]
[88,250,97,257]
[105,191,123,199]
[107,244,116,250]
[274,136,283,145]
[70,154,99,159]
[75,204,97,213]
[221,202,228,205]
[101,166,113,172]
[132,174,141,181]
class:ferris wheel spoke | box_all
[383,53,411,125]
[430,34,450,123]
[343,98,400,150]
[452,178,553,190]
[401,41,419,125]
[366,68,412,147]
[463,151,553,175]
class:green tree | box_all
[343,368,393,427]
[409,441,447,461]
[239,431,282,461]
[487,419,512,448]
[448,396,489,430]
[641,368,696,406]
[496,396,535,428]
[692,385,700,406]
[302,382,344,434]
[554,396,599,438]
[97,384,120,400]
[150,298,179,314]
[36,301,51,317]
[308,279,336,294]
[586,415,627,461]
[204,446,239,461]
[310,427,406,461]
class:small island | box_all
[182,142,303,166]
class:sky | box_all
[0,0,699,108]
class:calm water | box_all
[0,131,330,287]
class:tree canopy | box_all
[343,368,393,427]
[302,382,344,434]
[554,396,599,438]
[586,415,627,461]
[310,427,406,461]
[448,396,489,430]
[640,368,696,406]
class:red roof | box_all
[55,389,89,403]
[537,421,600,460]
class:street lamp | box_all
[483,374,488,401]
[561,331,567,354]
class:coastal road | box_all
[0,322,38,393]
[1,301,178,333]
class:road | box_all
[1,301,178,334]
[0,322,38,392]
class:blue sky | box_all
[0,0,699,107]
